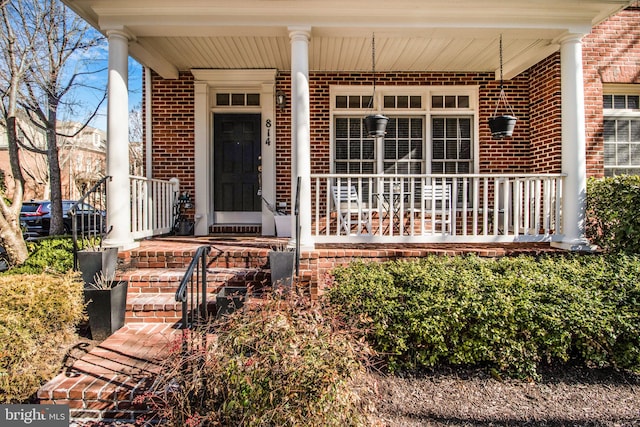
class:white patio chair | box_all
[331,185,371,235]
[423,183,452,234]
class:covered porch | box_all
[60,0,634,251]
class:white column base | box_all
[102,240,140,251]
[194,213,209,236]
[551,238,596,252]
[287,239,315,252]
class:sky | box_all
[32,2,144,133]
[89,58,143,132]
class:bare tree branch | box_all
[1,0,106,250]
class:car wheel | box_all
[0,252,10,272]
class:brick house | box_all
[62,0,639,251]
[0,119,107,201]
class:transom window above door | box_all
[216,93,260,107]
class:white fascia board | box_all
[86,0,623,35]
[190,69,278,87]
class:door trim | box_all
[192,69,277,235]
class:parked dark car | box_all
[20,200,105,238]
[0,246,8,272]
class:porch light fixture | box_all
[364,33,389,138]
[276,90,287,111]
[488,34,517,139]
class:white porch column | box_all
[289,27,314,250]
[104,30,136,249]
[552,34,592,251]
[193,82,210,236]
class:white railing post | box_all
[129,176,177,239]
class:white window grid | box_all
[330,85,479,176]
[603,92,640,176]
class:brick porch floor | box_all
[37,236,565,424]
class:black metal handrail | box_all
[70,176,111,270]
[175,245,211,330]
[294,176,301,278]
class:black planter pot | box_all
[216,286,247,318]
[175,220,194,236]
[78,247,118,286]
[364,114,389,137]
[488,115,517,139]
[84,281,128,341]
[269,250,295,290]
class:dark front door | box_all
[213,114,261,216]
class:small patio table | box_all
[374,192,408,234]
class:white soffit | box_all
[62,0,632,79]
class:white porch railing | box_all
[311,174,565,243]
[130,175,176,239]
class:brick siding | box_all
[274,71,534,201]
[583,7,640,177]
[528,54,562,174]
[147,71,195,200]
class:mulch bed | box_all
[372,366,640,426]
[59,324,640,426]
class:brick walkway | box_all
[38,323,180,423]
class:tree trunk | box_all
[2,117,29,265]
[47,103,65,236]
[0,3,30,266]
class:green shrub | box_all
[587,175,640,253]
[327,254,640,379]
[3,237,74,275]
[0,272,85,402]
[147,294,374,427]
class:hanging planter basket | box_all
[488,34,517,140]
[489,88,517,140]
[364,114,389,137]
[488,114,517,139]
[363,34,389,138]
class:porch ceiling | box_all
[63,0,632,80]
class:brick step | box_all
[38,323,179,423]
[127,244,270,270]
[126,293,182,324]
[120,267,270,294]
[126,289,266,324]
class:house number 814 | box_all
[265,119,272,145]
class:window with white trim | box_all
[431,116,472,174]
[331,86,477,177]
[603,87,640,176]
